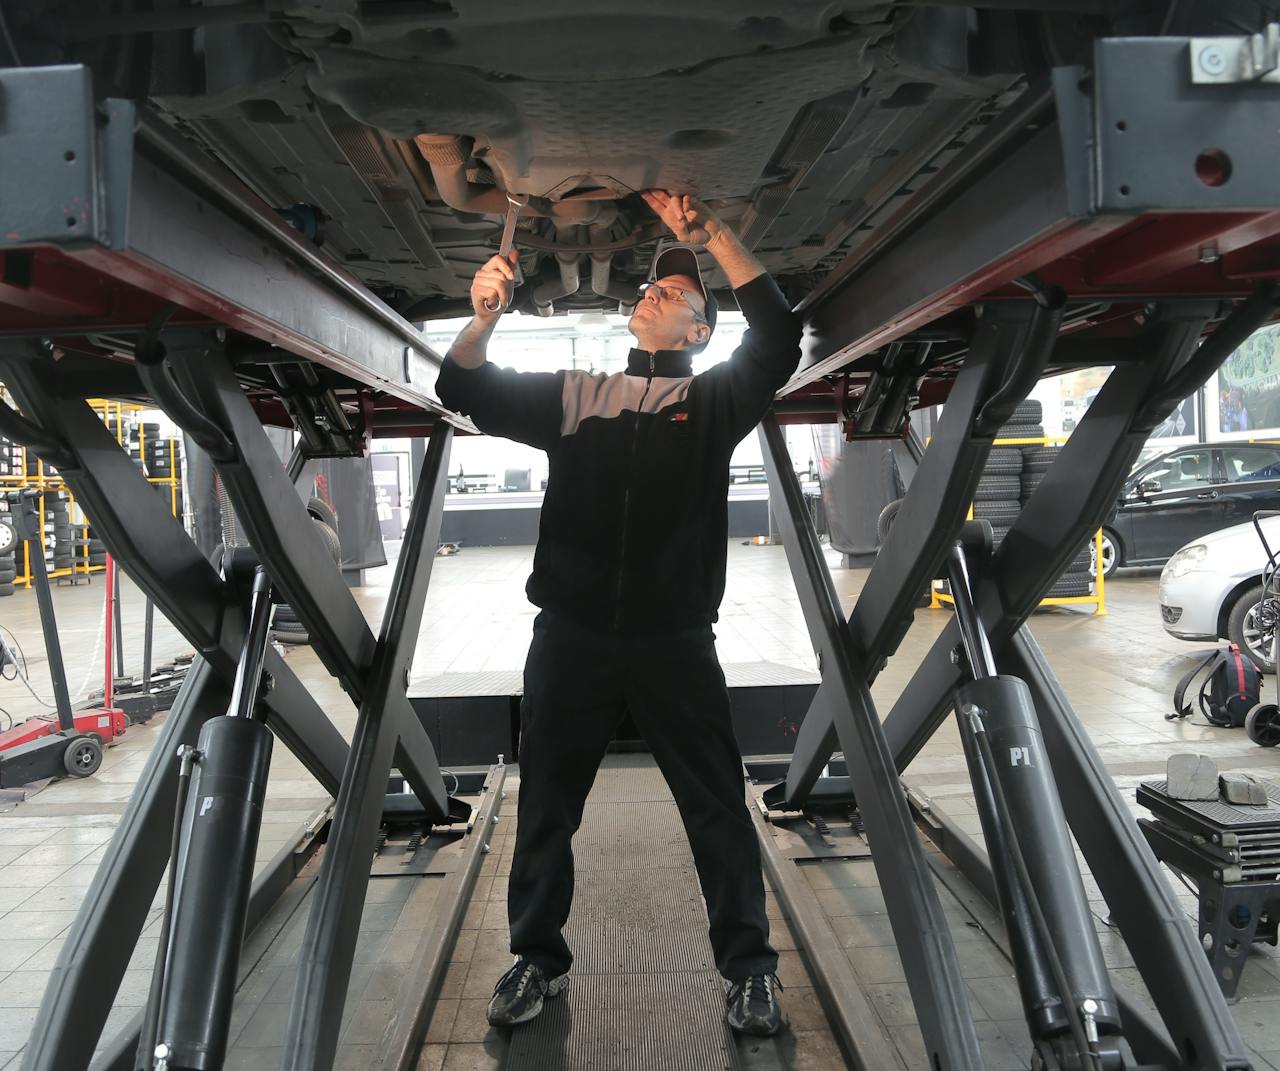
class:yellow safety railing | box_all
[0,399,183,588]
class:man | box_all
[435,190,802,1037]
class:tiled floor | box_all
[1,545,1279,1068]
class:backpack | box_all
[1169,644,1261,728]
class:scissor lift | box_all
[1,22,1279,1071]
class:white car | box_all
[1160,516,1280,672]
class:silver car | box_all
[1159,516,1280,672]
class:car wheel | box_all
[1227,584,1277,674]
[1089,530,1120,580]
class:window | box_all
[1221,446,1280,483]
[1141,450,1214,491]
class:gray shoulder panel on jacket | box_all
[560,369,693,437]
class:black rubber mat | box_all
[1140,778,1280,830]
[506,756,741,1071]
[568,870,714,975]
[572,801,692,871]
[583,764,673,803]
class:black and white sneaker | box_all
[486,959,568,1027]
[725,972,784,1037]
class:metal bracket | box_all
[1191,23,1280,84]
[1091,34,1280,211]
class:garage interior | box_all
[2,4,1280,1071]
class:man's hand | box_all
[644,189,763,290]
[448,249,518,369]
[471,250,520,319]
[641,190,724,247]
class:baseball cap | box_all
[653,245,717,335]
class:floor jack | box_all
[0,489,126,788]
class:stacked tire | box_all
[144,427,172,475]
[0,502,15,598]
[86,532,107,568]
[0,434,18,478]
[1009,404,1092,599]
[46,491,74,575]
[271,500,342,645]
[145,435,185,524]
[972,447,1023,552]
[0,436,17,596]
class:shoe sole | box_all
[728,1017,784,1038]
[488,974,569,1028]
[726,1008,785,1038]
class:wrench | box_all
[482,191,529,312]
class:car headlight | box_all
[1164,544,1208,579]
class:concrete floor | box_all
[0,544,1278,1068]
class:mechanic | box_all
[435,190,802,1037]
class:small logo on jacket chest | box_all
[670,412,690,423]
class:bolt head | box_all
[154,1043,171,1060]
[1081,998,1099,1014]
[1198,45,1227,75]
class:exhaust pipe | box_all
[413,135,517,216]
[590,258,639,309]
[532,253,582,315]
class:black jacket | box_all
[435,273,803,632]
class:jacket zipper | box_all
[614,354,655,629]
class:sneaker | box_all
[486,959,568,1027]
[725,972,784,1036]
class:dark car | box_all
[1098,443,1280,577]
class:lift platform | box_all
[2,19,1280,1071]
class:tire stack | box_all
[126,422,148,476]
[271,499,342,645]
[45,491,74,577]
[1010,401,1092,599]
[103,409,129,448]
[86,530,107,569]
[144,432,185,525]
[0,434,19,478]
[0,502,16,598]
[1,436,17,597]
[971,447,1023,552]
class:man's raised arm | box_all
[643,191,801,438]
[435,250,564,451]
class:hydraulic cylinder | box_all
[154,716,273,1070]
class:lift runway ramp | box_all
[504,755,743,1071]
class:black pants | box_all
[508,610,777,982]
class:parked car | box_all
[1159,515,1280,673]
[1096,442,1280,579]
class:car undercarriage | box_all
[4,1,1279,422]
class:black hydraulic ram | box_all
[148,565,275,1071]
[946,526,1122,1068]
